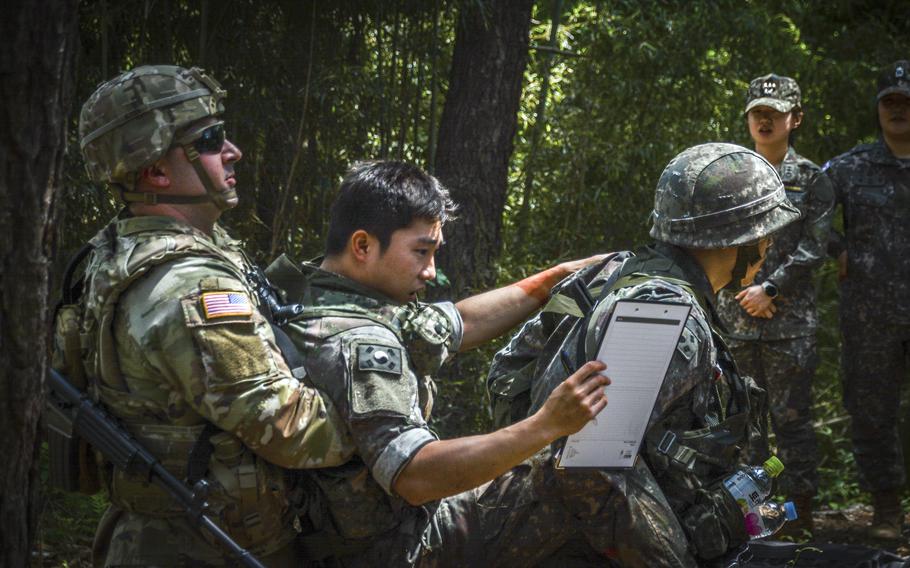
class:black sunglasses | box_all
[192,123,226,154]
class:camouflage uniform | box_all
[491,245,762,565]
[716,146,835,497]
[270,259,694,568]
[491,143,800,564]
[71,215,352,567]
[824,137,910,494]
[60,65,354,567]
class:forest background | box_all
[2,0,909,565]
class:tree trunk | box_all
[433,0,533,298]
[0,0,78,564]
[516,0,562,255]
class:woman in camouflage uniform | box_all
[716,73,835,537]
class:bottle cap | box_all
[784,501,798,521]
[763,456,785,477]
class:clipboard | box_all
[556,299,692,469]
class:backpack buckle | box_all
[657,431,677,454]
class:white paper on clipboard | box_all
[557,299,691,469]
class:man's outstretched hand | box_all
[536,361,610,439]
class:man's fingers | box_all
[578,373,610,397]
[568,361,607,385]
[586,392,609,417]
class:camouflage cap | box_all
[744,73,801,114]
[877,60,910,100]
[79,65,226,188]
[649,143,801,249]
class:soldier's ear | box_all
[139,160,171,189]
[791,110,803,130]
[350,229,375,263]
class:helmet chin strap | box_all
[182,142,237,211]
[723,243,762,291]
[118,144,236,210]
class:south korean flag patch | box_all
[676,327,698,363]
[357,344,403,375]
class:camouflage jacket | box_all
[824,139,910,324]
[271,260,463,554]
[70,214,353,554]
[716,147,835,340]
[488,244,758,560]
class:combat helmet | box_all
[79,65,234,209]
[649,142,800,249]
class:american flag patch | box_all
[201,291,253,319]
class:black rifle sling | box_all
[270,323,307,379]
[185,422,220,485]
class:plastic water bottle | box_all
[744,501,798,538]
[723,455,785,514]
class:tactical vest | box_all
[288,289,455,560]
[294,291,454,433]
[51,216,297,556]
[489,247,767,560]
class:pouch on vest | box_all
[204,432,296,556]
[108,422,296,556]
[48,244,102,494]
[680,482,749,560]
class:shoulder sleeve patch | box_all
[357,344,403,375]
[201,291,253,320]
[676,326,699,363]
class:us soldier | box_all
[824,59,910,540]
[715,74,834,536]
[263,160,670,566]
[489,143,801,565]
[64,65,353,567]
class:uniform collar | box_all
[782,145,798,166]
[114,210,233,246]
[270,259,406,310]
[870,137,909,166]
[649,242,722,326]
[650,243,715,300]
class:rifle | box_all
[245,265,302,326]
[45,368,266,568]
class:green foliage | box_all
[505,0,906,268]
[33,442,107,567]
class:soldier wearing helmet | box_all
[489,143,800,565]
[824,59,910,540]
[59,65,354,566]
[715,74,835,538]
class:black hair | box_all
[325,160,458,255]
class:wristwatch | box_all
[761,281,779,299]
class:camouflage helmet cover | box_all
[649,143,800,248]
[79,65,226,187]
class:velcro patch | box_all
[357,344,402,375]
[784,185,804,192]
[676,327,698,362]
[201,291,253,319]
